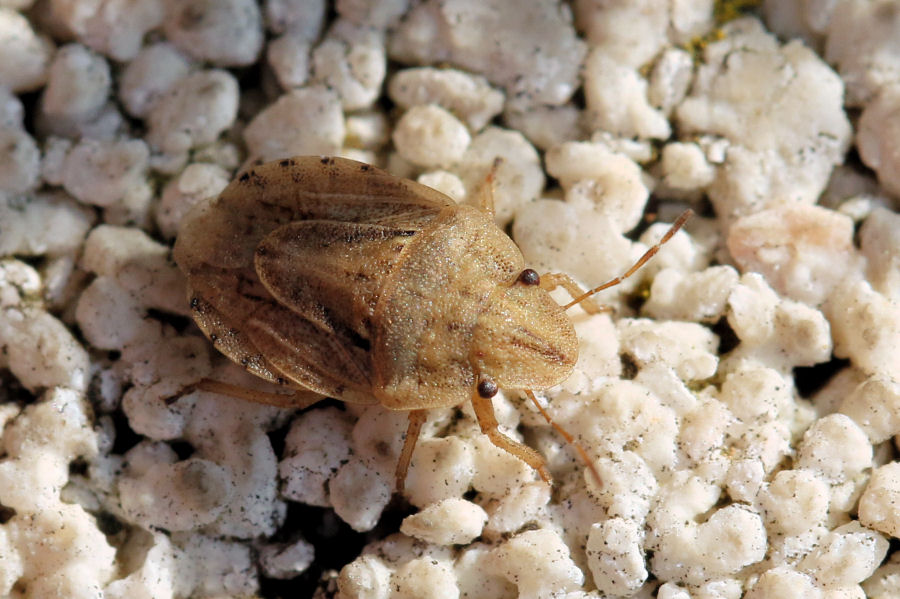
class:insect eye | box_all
[517,268,540,286]
[477,377,499,398]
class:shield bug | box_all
[173,156,690,492]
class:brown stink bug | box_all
[173,156,690,492]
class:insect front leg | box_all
[471,389,551,484]
[540,273,610,315]
[395,409,427,493]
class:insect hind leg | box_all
[167,378,323,410]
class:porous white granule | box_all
[2,2,899,598]
[392,104,471,169]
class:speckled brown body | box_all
[173,156,578,412]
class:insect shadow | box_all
[172,155,690,492]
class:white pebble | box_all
[659,141,716,191]
[727,204,858,306]
[243,86,345,163]
[857,85,900,197]
[617,319,719,381]
[0,306,90,393]
[331,457,393,532]
[724,458,765,503]
[839,376,900,444]
[40,43,111,130]
[65,0,164,61]
[586,518,648,595]
[400,498,487,545]
[718,366,793,424]
[824,0,900,105]
[862,554,900,599]
[470,435,536,498]
[147,70,239,155]
[454,544,516,598]
[388,67,504,132]
[584,49,671,140]
[858,462,900,538]
[338,554,392,599]
[648,47,695,116]
[456,127,544,226]
[828,279,900,379]
[0,7,52,93]
[644,266,739,323]
[547,141,649,233]
[483,481,550,535]
[390,557,459,599]
[490,528,584,599]
[760,469,830,536]
[267,32,310,89]
[795,414,872,485]
[587,451,657,521]
[163,0,263,67]
[157,163,230,239]
[258,537,315,579]
[60,138,150,208]
[405,436,475,508]
[744,566,821,599]
[104,533,177,599]
[264,0,326,37]
[859,206,900,301]
[279,407,353,507]
[390,0,585,110]
[678,18,850,225]
[799,521,889,587]
[0,125,40,193]
[118,42,191,118]
[417,170,466,202]
[393,104,471,169]
[504,104,582,151]
[513,198,631,300]
[312,20,386,110]
[174,534,258,596]
[118,457,233,531]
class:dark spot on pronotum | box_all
[517,268,540,286]
[360,163,371,171]
[477,377,498,398]
[279,159,293,167]
[239,172,250,182]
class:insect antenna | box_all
[563,209,693,310]
[524,389,604,489]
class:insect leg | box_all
[540,273,610,315]
[395,409,427,493]
[471,157,504,216]
[168,378,323,409]
[524,390,603,489]
[470,391,551,484]
[563,209,693,311]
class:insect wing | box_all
[174,156,456,403]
